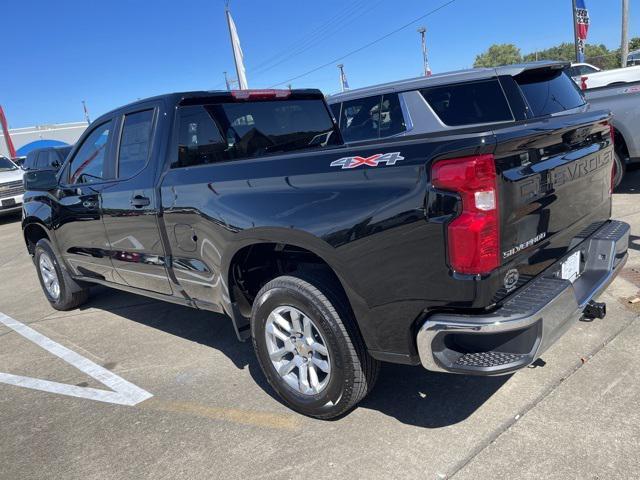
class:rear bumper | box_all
[417,220,630,375]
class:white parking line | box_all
[0,312,153,406]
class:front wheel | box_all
[34,239,90,311]
[251,274,379,419]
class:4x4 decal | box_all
[330,152,405,169]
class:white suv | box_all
[0,156,24,216]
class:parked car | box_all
[22,145,72,171]
[577,64,640,89]
[22,67,629,418]
[585,80,640,186]
[628,49,640,66]
[567,62,601,79]
[12,156,27,169]
[0,156,25,216]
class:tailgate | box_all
[494,110,614,279]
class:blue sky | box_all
[2,0,636,128]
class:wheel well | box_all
[24,223,49,256]
[613,127,629,159]
[228,243,343,318]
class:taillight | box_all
[230,89,291,100]
[432,154,500,275]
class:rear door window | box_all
[340,95,382,142]
[117,109,154,178]
[420,79,513,126]
[515,70,585,117]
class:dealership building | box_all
[0,121,88,158]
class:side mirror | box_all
[24,169,59,191]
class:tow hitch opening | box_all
[583,300,607,320]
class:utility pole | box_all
[417,26,431,76]
[621,0,629,67]
[223,71,231,90]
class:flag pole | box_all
[572,0,580,62]
[0,105,17,159]
[225,5,248,90]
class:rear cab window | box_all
[173,95,339,168]
[420,79,513,126]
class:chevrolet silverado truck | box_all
[22,62,629,418]
[585,80,640,187]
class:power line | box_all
[250,0,385,79]
[249,0,372,74]
[270,0,457,88]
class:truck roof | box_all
[327,61,569,103]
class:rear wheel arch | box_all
[224,238,366,344]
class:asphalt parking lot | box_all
[1,170,639,480]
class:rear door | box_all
[100,104,173,294]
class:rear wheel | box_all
[251,274,379,419]
[34,239,90,310]
[613,150,626,190]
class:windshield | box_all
[0,156,18,172]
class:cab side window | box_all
[118,110,154,178]
[379,94,406,137]
[340,95,382,143]
[69,121,112,184]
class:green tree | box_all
[523,42,619,70]
[473,44,522,67]
[629,37,640,52]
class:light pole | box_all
[337,64,349,92]
[621,0,629,67]
[417,26,431,76]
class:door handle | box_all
[130,195,151,208]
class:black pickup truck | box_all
[22,62,629,419]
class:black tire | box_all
[251,274,380,419]
[34,239,90,311]
[613,150,626,190]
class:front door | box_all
[55,119,117,280]
[100,107,173,295]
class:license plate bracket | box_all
[1,198,16,208]
[561,251,581,283]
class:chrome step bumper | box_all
[416,220,630,375]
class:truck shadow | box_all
[79,286,509,428]
[0,211,21,225]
